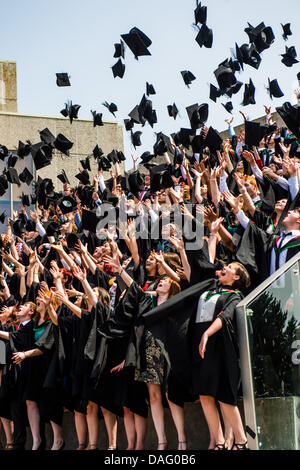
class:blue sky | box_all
[2,0,300,169]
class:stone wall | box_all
[0,61,17,113]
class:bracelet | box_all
[209,233,218,238]
[239,187,246,194]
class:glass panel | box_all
[246,259,300,450]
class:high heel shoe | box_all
[76,443,86,450]
[85,444,98,450]
[231,441,249,450]
[214,443,228,450]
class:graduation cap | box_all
[19,167,33,186]
[29,141,52,171]
[276,102,300,138]
[81,209,99,232]
[12,219,27,238]
[194,1,207,25]
[53,133,73,156]
[56,73,71,87]
[281,46,299,67]
[181,70,196,88]
[60,101,81,124]
[113,40,125,59]
[39,128,55,147]
[140,151,155,164]
[235,43,244,71]
[40,178,55,197]
[102,101,118,117]
[121,26,152,59]
[107,149,119,164]
[191,134,205,153]
[127,170,145,196]
[282,23,292,41]
[244,22,275,53]
[21,193,30,207]
[31,193,37,205]
[150,163,174,193]
[204,127,223,152]
[167,103,179,120]
[242,79,256,106]
[146,82,156,96]
[267,78,284,99]
[209,84,221,102]
[153,132,174,156]
[0,175,8,193]
[186,103,209,129]
[59,195,77,214]
[131,131,142,149]
[75,170,90,185]
[244,121,264,147]
[214,65,237,94]
[117,150,126,162]
[172,128,195,149]
[195,24,213,49]
[112,58,125,78]
[0,145,9,160]
[80,157,91,171]
[7,154,18,167]
[222,102,233,114]
[17,141,30,158]
[124,118,134,131]
[91,110,103,127]
[45,221,60,237]
[0,212,6,224]
[98,155,112,171]
[57,169,70,185]
[240,43,262,69]
[93,144,104,159]
[66,233,80,250]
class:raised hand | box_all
[210,217,224,235]
[279,142,292,159]
[224,191,242,214]
[168,236,184,251]
[72,265,87,282]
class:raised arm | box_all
[73,265,98,307]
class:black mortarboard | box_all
[281,46,299,67]
[222,102,233,114]
[131,131,142,149]
[19,167,33,186]
[91,110,103,127]
[40,178,55,197]
[0,145,8,160]
[60,101,81,124]
[140,151,155,164]
[112,59,125,78]
[167,103,179,120]
[113,40,125,59]
[39,128,56,147]
[186,103,209,129]
[153,132,174,156]
[127,170,144,197]
[121,27,152,59]
[17,141,30,158]
[53,133,73,156]
[229,58,240,73]
[21,194,30,207]
[107,150,119,164]
[146,82,156,96]
[93,144,104,159]
[0,212,6,224]
[226,81,243,97]
[12,219,26,237]
[116,150,126,162]
[102,101,118,117]
[56,73,71,87]
[124,118,134,131]
[172,128,195,149]
[75,170,90,185]
[181,70,196,87]
[25,219,36,232]
[214,65,237,94]
[80,157,91,171]
[0,175,8,193]
[128,105,144,125]
[66,233,80,250]
[7,154,18,167]
[276,102,300,138]
[245,22,275,53]
[195,24,213,49]
[45,221,60,237]
[81,209,99,232]
[267,78,284,99]
[57,169,70,185]
[245,121,264,147]
[31,194,37,205]
[297,72,300,84]
[240,43,262,70]
[209,84,221,102]
[194,2,207,25]
[150,164,174,193]
[59,195,77,214]
[6,168,20,186]
[97,155,111,171]
[205,127,223,152]
[235,43,244,71]
[282,23,292,41]
[242,79,256,106]
[191,134,205,153]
